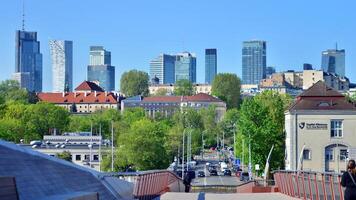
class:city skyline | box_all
[1,1,356,91]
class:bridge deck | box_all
[160,192,299,200]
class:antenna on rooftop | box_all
[22,0,25,31]
[335,42,338,50]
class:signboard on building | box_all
[299,122,328,130]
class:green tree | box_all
[237,91,286,173]
[218,108,239,146]
[117,119,170,170]
[174,79,195,96]
[0,118,25,143]
[56,151,72,162]
[120,70,149,97]
[211,73,241,109]
[0,79,31,104]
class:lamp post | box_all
[182,129,185,179]
[201,130,206,160]
[248,133,252,181]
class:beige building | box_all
[303,70,349,91]
[285,81,356,173]
[149,84,212,96]
[37,81,119,113]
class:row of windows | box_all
[75,154,99,161]
[303,149,348,161]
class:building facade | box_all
[242,40,266,84]
[285,81,356,173]
[149,84,212,96]
[121,93,226,121]
[14,30,43,92]
[50,40,73,92]
[266,66,276,77]
[303,70,349,91]
[87,46,115,91]
[149,54,176,84]
[175,52,196,83]
[37,81,119,113]
[321,48,345,77]
[205,49,217,84]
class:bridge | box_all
[0,140,346,200]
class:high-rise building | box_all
[266,66,276,77]
[205,49,217,84]
[49,40,73,92]
[87,46,115,91]
[149,54,176,84]
[14,30,43,92]
[242,40,266,84]
[303,63,313,70]
[175,52,196,83]
[321,48,345,76]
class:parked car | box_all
[210,169,218,176]
[240,172,250,181]
[197,171,205,177]
[223,169,232,176]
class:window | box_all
[75,155,81,161]
[84,155,90,160]
[303,149,311,160]
[93,155,99,161]
[340,149,348,161]
[325,149,333,161]
[331,120,343,137]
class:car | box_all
[223,169,232,176]
[197,171,205,177]
[210,169,218,176]
[240,172,250,181]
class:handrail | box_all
[273,170,344,200]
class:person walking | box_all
[341,159,356,200]
[183,172,192,193]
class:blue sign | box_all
[234,158,241,166]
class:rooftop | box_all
[37,91,118,104]
[75,81,104,92]
[142,93,223,103]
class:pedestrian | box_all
[183,172,192,193]
[341,159,356,200]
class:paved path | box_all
[160,192,299,200]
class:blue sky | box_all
[1,0,356,91]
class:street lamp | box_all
[201,130,207,160]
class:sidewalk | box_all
[160,192,299,200]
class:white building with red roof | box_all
[37,81,119,113]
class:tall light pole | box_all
[99,123,102,172]
[111,121,114,172]
[182,129,185,179]
[248,133,252,180]
[201,130,206,160]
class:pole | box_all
[248,133,252,180]
[111,121,114,172]
[99,123,102,172]
[242,139,245,171]
[337,143,339,173]
[90,124,92,168]
[201,131,204,160]
[217,133,219,161]
[182,129,185,179]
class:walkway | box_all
[160,192,299,200]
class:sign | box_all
[235,158,241,167]
[299,122,327,130]
[255,164,260,171]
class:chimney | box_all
[85,92,87,97]
[95,91,97,97]
[62,92,65,97]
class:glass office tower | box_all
[50,40,73,92]
[175,52,196,83]
[321,49,345,77]
[87,46,115,91]
[205,49,217,84]
[242,40,266,84]
[150,54,176,84]
[14,30,43,92]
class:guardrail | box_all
[273,170,344,200]
[115,170,183,200]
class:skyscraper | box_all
[175,52,196,83]
[150,54,176,84]
[49,40,73,92]
[242,40,266,84]
[87,46,115,91]
[266,66,276,77]
[321,48,345,76]
[205,49,217,84]
[13,30,43,92]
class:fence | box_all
[274,170,344,200]
[131,170,183,200]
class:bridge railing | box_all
[273,170,344,200]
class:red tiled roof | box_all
[289,81,356,111]
[142,93,223,102]
[75,81,104,92]
[37,92,118,104]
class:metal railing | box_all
[273,170,344,200]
